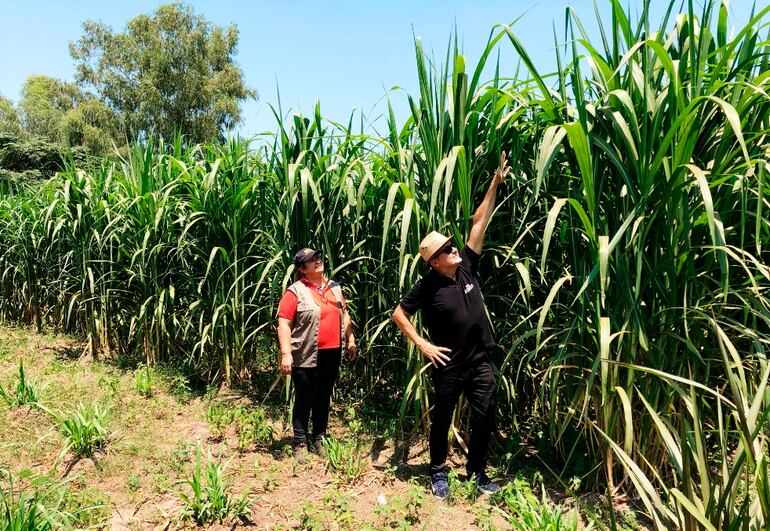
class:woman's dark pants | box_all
[429,358,496,475]
[292,348,341,446]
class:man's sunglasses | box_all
[438,244,454,255]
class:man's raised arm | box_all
[467,151,511,254]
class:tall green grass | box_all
[0,1,768,526]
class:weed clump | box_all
[204,402,273,450]
[321,435,366,484]
[56,403,110,458]
[0,359,41,408]
[177,444,251,525]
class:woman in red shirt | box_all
[277,248,356,463]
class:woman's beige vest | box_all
[286,280,347,368]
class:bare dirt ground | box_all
[0,325,640,530]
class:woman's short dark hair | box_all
[293,264,306,282]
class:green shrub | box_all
[177,444,251,525]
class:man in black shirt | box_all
[392,152,510,499]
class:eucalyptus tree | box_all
[69,2,256,144]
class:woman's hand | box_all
[280,353,293,374]
[418,340,452,367]
[346,342,357,361]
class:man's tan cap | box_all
[419,231,452,263]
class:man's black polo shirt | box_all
[399,245,494,369]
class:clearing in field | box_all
[0,325,639,529]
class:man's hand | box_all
[492,150,511,187]
[280,353,293,374]
[418,340,452,367]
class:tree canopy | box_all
[69,2,256,144]
[15,75,119,155]
[0,96,23,136]
[19,75,81,141]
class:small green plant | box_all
[0,469,107,530]
[56,403,110,458]
[323,489,357,529]
[168,373,191,398]
[0,469,74,530]
[134,364,152,397]
[472,503,495,531]
[126,475,141,493]
[169,439,194,474]
[447,469,480,504]
[204,402,273,449]
[293,500,331,530]
[344,406,363,434]
[204,401,231,438]
[152,471,172,494]
[0,359,41,408]
[380,464,398,486]
[177,444,251,525]
[257,463,280,493]
[321,435,366,484]
[97,374,120,396]
[620,508,642,530]
[59,485,110,528]
[491,479,588,531]
[373,482,424,529]
[235,407,273,451]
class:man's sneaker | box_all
[293,443,308,465]
[431,471,450,499]
[470,471,500,494]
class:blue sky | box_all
[0,1,755,137]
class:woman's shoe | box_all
[313,439,326,457]
[293,443,308,464]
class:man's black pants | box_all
[429,358,496,475]
[292,348,341,446]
